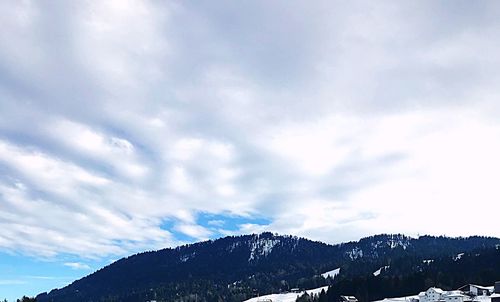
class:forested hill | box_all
[36,233,500,302]
[300,247,500,302]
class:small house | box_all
[458,284,494,296]
[340,295,359,302]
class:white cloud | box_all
[0,140,109,196]
[63,262,91,270]
[264,117,360,176]
[1,0,500,261]
[48,119,148,180]
[207,220,225,227]
[255,109,500,242]
[174,224,212,241]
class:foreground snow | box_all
[475,295,493,302]
[243,286,329,302]
[372,293,493,302]
[372,294,419,302]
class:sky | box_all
[1,0,500,300]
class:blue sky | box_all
[0,252,108,301]
[0,213,270,301]
[2,0,500,300]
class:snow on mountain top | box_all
[248,237,280,262]
[243,286,329,302]
[371,235,412,250]
[387,235,411,249]
[322,268,340,279]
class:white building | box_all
[341,296,359,302]
[419,287,446,302]
[470,285,494,296]
[443,293,468,302]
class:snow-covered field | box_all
[243,286,329,302]
[474,295,493,302]
[371,294,419,302]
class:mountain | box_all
[36,233,500,302]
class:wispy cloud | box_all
[63,262,91,270]
[25,276,67,280]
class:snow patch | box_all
[322,268,340,279]
[347,247,364,260]
[248,237,280,262]
[180,252,196,262]
[386,235,411,250]
[227,241,241,253]
[373,266,390,276]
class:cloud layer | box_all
[1,0,500,260]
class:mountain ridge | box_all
[36,232,500,302]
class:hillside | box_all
[316,247,500,302]
[36,233,500,302]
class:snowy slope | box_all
[243,286,329,302]
[322,268,340,279]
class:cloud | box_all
[1,0,500,261]
[207,220,225,227]
[25,276,66,280]
[254,110,500,242]
[174,224,212,241]
[63,262,91,270]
